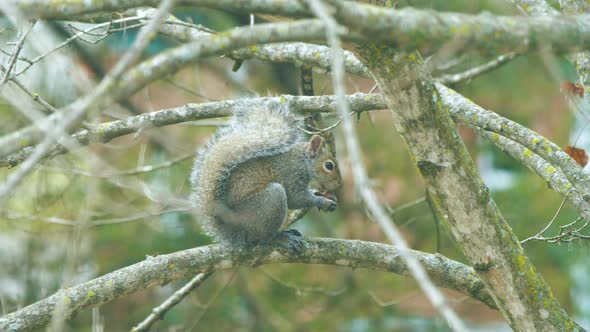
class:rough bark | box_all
[0,238,494,331]
[350,45,577,332]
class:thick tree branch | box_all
[334,0,577,327]
[307,0,466,329]
[14,0,590,59]
[9,1,590,158]
[13,0,310,21]
[0,238,495,332]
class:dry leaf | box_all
[561,81,584,98]
[565,145,588,167]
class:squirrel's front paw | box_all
[274,229,305,253]
[315,191,338,212]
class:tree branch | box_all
[0,19,328,158]
[0,238,495,332]
[0,94,383,167]
[307,0,465,329]
[15,0,590,61]
[337,0,578,327]
[437,82,590,203]
[131,272,213,332]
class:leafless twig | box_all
[436,53,518,85]
[131,272,213,332]
[12,16,143,77]
[260,269,346,296]
[0,19,36,86]
[521,191,590,244]
[521,193,571,243]
[39,152,195,177]
[0,0,176,205]
[299,111,355,134]
[368,290,421,307]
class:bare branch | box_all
[0,94,384,168]
[12,0,590,60]
[0,19,36,86]
[14,0,310,21]
[436,53,518,85]
[12,16,146,77]
[521,194,571,243]
[131,272,213,332]
[0,0,176,205]
[437,83,590,203]
[0,238,496,332]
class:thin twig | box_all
[164,78,212,101]
[14,16,144,76]
[436,53,518,85]
[0,0,176,205]
[0,19,36,86]
[386,196,427,215]
[90,208,188,226]
[521,193,571,243]
[186,271,236,330]
[131,272,213,332]
[0,210,77,226]
[260,269,346,296]
[1,65,59,114]
[368,290,421,307]
[299,111,355,134]
[39,152,195,177]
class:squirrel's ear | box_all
[307,135,325,157]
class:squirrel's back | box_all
[190,104,304,238]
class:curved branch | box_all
[15,0,590,58]
[0,19,328,159]
[14,0,310,21]
[110,19,328,103]
[0,238,495,332]
[437,83,590,200]
[0,93,385,167]
[477,128,590,219]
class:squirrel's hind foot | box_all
[273,229,305,253]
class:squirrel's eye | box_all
[324,161,334,171]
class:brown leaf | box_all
[561,81,584,98]
[565,145,588,167]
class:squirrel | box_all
[190,103,342,251]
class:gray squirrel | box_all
[190,104,342,251]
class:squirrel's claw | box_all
[318,198,337,213]
[314,191,338,213]
[274,229,305,253]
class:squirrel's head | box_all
[306,135,342,192]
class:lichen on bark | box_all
[353,43,577,330]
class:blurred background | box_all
[1,0,589,330]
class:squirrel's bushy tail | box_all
[190,103,303,241]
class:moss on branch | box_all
[0,238,494,331]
